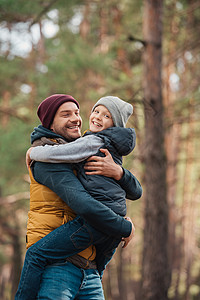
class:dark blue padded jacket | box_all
[75,127,139,216]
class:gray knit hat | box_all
[92,96,133,127]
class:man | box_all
[18,94,141,299]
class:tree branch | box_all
[0,107,30,122]
[30,0,60,26]
[0,192,30,205]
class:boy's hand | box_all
[121,217,135,248]
[26,147,33,169]
[84,148,123,180]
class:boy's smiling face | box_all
[89,105,114,133]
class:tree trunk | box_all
[80,1,90,40]
[163,3,181,287]
[1,91,10,127]
[117,247,127,300]
[141,1,170,299]
[10,224,22,298]
[182,100,196,300]
[112,6,132,77]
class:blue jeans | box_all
[15,216,121,300]
[37,261,105,300]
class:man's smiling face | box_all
[50,102,82,141]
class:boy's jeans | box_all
[37,261,105,300]
[15,216,121,300]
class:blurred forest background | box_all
[0,0,199,300]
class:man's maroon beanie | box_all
[37,94,80,129]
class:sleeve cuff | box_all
[117,167,128,186]
[121,218,132,237]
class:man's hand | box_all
[26,147,33,169]
[84,148,123,180]
[121,217,135,248]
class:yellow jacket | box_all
[26,168,96,260]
